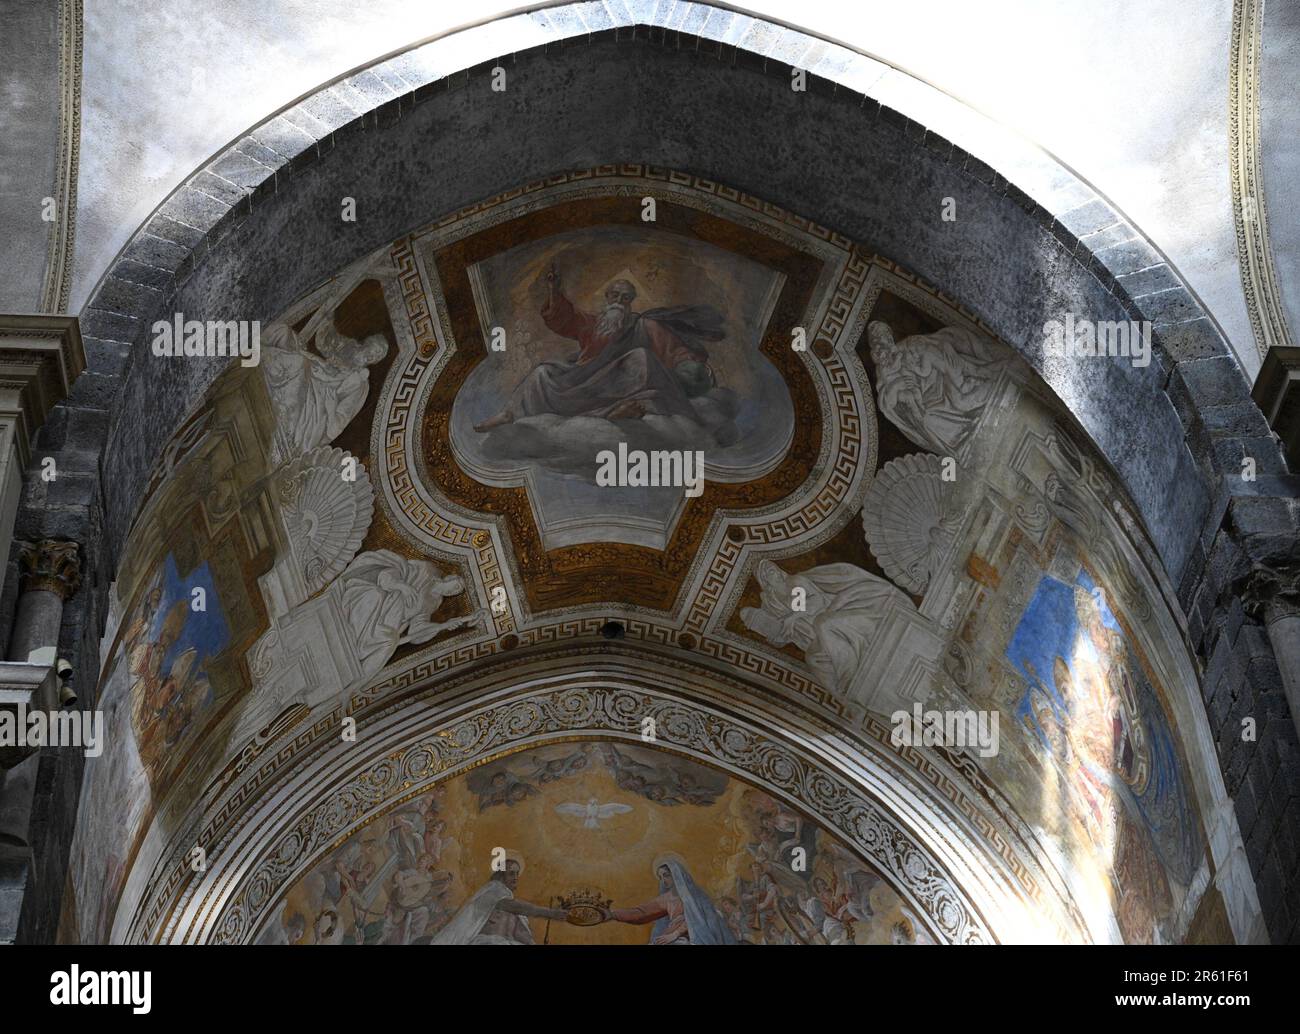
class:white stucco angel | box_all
[261,320,388,462]
[867,321,1008,456]
[740,560,914,698]
[336,549,483,682]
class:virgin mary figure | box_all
[604,854,736,944]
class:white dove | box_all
[555,797,633,829]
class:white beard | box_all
[595,304,629,339]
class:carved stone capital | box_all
[17,539,81,600]
[1242,559,1300,623]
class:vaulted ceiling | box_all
[1,0,1284,949]
[67,170,1233,945]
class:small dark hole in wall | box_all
[599,621,626,640]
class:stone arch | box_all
[69,173,1261,944]
[19,2,1293,947]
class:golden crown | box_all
[558,888,611,911]
[558,888,612,926]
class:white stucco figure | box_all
[261,320,388,461]
[242,549,482,732]
[337,549,483,682]
[867,321,1007,456]
[740,560,915,698]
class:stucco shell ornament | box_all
[861,452,955,594]
[277,446,374,595]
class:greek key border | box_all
[374,167,876,709]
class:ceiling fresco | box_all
[451,223,794,549]
[65,167,1228,947]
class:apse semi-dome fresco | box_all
[63,170,1224,947]
[257,742,934,945]
[4,4,1299,1006]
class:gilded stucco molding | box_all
[1230,0,1292,360]
[40,0,82,315]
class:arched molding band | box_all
[1229,0,1293,359]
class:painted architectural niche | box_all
[68,169,1225,946]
